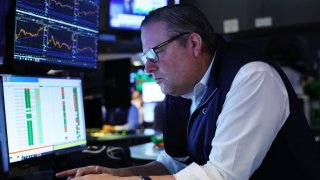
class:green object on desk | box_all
[151,133,163,145]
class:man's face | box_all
[141,21,199,96]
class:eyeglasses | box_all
[141,32,191,64]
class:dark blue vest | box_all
[163,35,320,179]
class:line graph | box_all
[75,34,97,63]
[79,10,98,16]
[48,0,75,23]
[46,28,73,60]
[14,17,45,58]
[77,0,100,29]
[48,35,72,51]
[16,26,44,41]
[49,0,74,10]
[78,47,94,53]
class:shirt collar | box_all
[182,53,215,100]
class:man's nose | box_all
[144,59,157,73]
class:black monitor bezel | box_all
[0,75,9,175]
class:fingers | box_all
[67,176,74,180]
[95,166,111,174]
[95,166,119,176]
[56,166,97,178]
[69,174,117,180]
[56,168,78,178]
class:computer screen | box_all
[130,68,154,92]
[109,0,168,31]
[0,75,86,164]
[142,81,165,123]
[13,0,100,70]
[142,81,165,103]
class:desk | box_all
[129,142,163,161]
[87,129,159,146]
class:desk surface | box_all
[129,142,163,161]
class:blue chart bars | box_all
[14,0,100,69]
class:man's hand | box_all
[55,165,114,179]
[68,174,140,180]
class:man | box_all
[112,91,142,132]
[57,4,320,179]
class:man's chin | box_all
[160,85,182,97]
[163,89,181,97]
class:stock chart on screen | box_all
[14,0,100,69]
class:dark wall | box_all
[191,0,320,33]
[83,58,131,108]
[191,0,320,79]
[0,0,9,66]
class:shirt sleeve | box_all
[174,62,290,179]
[156,150,188,174]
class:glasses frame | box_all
[141,32,191,64]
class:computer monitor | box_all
[130,68,154,92]
[108,0,169,31]
[142,81,165,123]
[11,0,100,70]
[0,74,86,166]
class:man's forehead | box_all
[141,22,168,49]
[141,21,167,35]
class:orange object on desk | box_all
[101,124,116,133]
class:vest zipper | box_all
[186,87,218,139]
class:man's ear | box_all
[189,33,202,57]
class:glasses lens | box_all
[141,49,157,64]
[146,49,157,62]
[140,54,148,65]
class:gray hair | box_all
[141,4,216,54]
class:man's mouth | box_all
[155,77,162,84]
